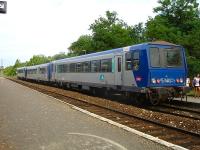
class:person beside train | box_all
[193,74,200,98]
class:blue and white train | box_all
[17,41,188,105]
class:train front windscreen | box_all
[149,47,183,68]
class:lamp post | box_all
[82,50,86,55]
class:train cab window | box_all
[101,59,112,72]
[82,61,91,72]
[164,47,183,67]
[91,60,100,72]
[118,57,121,72]
[125,52,132,70]
[133,51,140,71]
[150,47,160,67]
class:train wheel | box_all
[148,93,160,105]
[91,88,96,96]
[104,89,109,98]
[135,94,146,105]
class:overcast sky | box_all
[0,0,159,67]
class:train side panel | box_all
[17,67,26,79]
[54,54,115,88]
[37,64,49,81]
[26,66,38,81]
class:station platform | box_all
[175,96,200,104]
[0,77,180,150]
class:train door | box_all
[115,55,123,85]
[48,63,53,81]
[24,68,27,79]
[132,50,146,87]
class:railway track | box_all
[163,103,200,114]
[146,104,200,120]
[9,78,200,150]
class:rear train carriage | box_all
[17,67,27,79]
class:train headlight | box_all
[156,79,160,84]
[151,78,156,84]
[176,79,180,83]
[179,78,183,83]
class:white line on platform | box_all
[44,93,188,150]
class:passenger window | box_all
[82,61,91,72]
[28,69,37,74]
[39,67,46,74]
[57,64,63,73]
[118,57,121,72]
[91,60,100,72]
[101,59,112,72]
[126,52,132,70]
[76,63,82,72]
[70,63,76,72]
[133,51,140,71]
[18,69,23,73]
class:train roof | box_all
[25,63,50,70]
[53,41,180,64]
[53,47,123,64]
[16,41,181,69]
[17,67,26,70]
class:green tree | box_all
[3,59,23,76]
[89,11,134,51]
[52,52,68,60]
[129,23,146,44]
[145,16,182,43]
[187,56,200,77]
[184,20,200,58]
[154,0,199,31]
[69,35,94,55]
[69,11,146,55]
[26,55,51,66]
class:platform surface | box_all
[0,77,172,150]
[175,95,200,103]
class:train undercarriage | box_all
[145,87,189,105]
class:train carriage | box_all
[51,49,122,89]
[37,63,50,82]
[26,63,50,82]
[26,65,38,81]
[17,67,27,79]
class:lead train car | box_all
[17,41,188,105]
